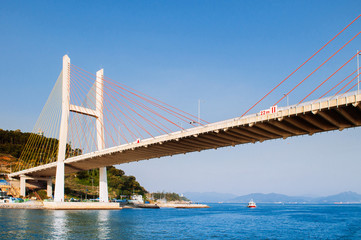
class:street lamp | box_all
[198,99,201,125]
[198,99,205,126]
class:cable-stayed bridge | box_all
[9,92,361,178]
[8,15,361,202]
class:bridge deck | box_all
[9,92,361,178]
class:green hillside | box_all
[0,129,31,158]
[0,129,147,199]
[64,167,147,199]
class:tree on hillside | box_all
[0,130,31,158]
[70,166,147,199]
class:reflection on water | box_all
[97,210,110,239]
[51,211,68,240]
[1,204,361,239]
[49,210,113,239]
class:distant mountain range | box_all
[184,191,361,204]
[184,192,238,203]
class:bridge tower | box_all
[54,55,108,202]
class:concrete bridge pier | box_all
[46,178,52,198]
[96,69,109,203]
[19,175,53,198]
[53,55,109,202]
[20,175,26,197]
[54,55,70,202]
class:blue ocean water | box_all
[1,203,361,239]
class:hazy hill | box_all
[184,192,238,203]
[228,193,311,203]
[185,191,361,204]
[315,191,361,203]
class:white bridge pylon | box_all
[54,55,108,202]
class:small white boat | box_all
[128,195,144,204]
[247,199,256,208]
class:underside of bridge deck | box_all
[9,94,361,179]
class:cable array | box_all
[15,64,207,171]
[14,15,361,172]
[241,14,361,116]
[14,73,63,171]
[68,65,208,154]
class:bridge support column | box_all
[95,69,109,202]
[54,162,64,201]
[47,178,53,198]
[99,167,108,202]
[20,175,26,197]
[54,55,70,202]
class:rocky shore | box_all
[0,201,209,210]
[156,203,209,208]
[0,201,44,209]
[0,201,122,210]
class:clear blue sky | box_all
[1,0,361,196]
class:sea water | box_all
[1,203,361,239]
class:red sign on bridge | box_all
[260,106,278,116]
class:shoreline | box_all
[0,201,122,210]
[0,201,209,210]
[156,203,209,208]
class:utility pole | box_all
[198,99,201,126]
